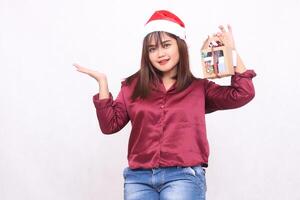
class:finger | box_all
[202,35,211,49]
[216,32,223,37]
[227,24,233,33]
[74,64,89,72]
[216,36,224,44]
[218,25,226,33]
[203,35,210,43]
[213,32,223,38]
[73,63,89,70]
[73,64,86,72]
[73,63,82,69]
[75,66,90,74]
[212,32,223,37]
[74,65,84,72]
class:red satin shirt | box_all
[93,70,256,169]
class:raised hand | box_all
[74,63,110,99]
[213,25,247,73]
[73,63,107,83]
[214,24,236,50]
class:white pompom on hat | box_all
[143,10,186,41]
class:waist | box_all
[130,163,208,171]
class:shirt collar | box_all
[151,77,177,93]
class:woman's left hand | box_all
[214,24,236,50]
[214,24,247,73]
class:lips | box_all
[158,59,169,65]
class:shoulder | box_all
[121,75,138,88]
[192,77,209,86]
[188,77,214,93]
[119,73,139,95]
[122,71,139,87]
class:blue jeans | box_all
[123,165,207,200]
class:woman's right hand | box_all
[73,63,107,83]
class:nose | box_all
[157,47,166,58]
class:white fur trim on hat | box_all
[143,19,186,40]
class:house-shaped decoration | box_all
[201,36,235,79]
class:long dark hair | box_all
[125,31,195,101]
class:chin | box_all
[155,65,173,72]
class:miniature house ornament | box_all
[201,36,236,79]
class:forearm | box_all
[234,52,247,74]
[98,77,110,99]
[93,83,130,134]
[205,69,256,113]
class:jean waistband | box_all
[128,163,207,171]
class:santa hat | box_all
[143,10,186,41]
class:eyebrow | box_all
[149,40,172,47]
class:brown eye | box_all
[163,43,171,48]
[148,47,156,53]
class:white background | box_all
[1,0,299,199]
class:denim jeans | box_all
[123,165,207,200]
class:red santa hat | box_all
[143,10,186,41]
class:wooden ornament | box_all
[201,36,235,79]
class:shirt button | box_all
[160,105,164,109]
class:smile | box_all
[158,59,170,65]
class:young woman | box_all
[74,10,256,200]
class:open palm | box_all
[73,63,106,82]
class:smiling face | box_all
[147,32,180,78]
[132,31,193,100]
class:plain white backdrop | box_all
[1,0,299,199]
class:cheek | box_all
[148,54,155,64]
[171,50,180,63]
[148,54,153,62]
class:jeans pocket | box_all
[192,166,207,191]
[123,167,130,179]
[192,165,206,176]
[182,167,197,177]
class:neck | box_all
[162,67,177,82]
[162,75,175,83]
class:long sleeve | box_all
[205,69,256,113]
[93,83,130,134]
